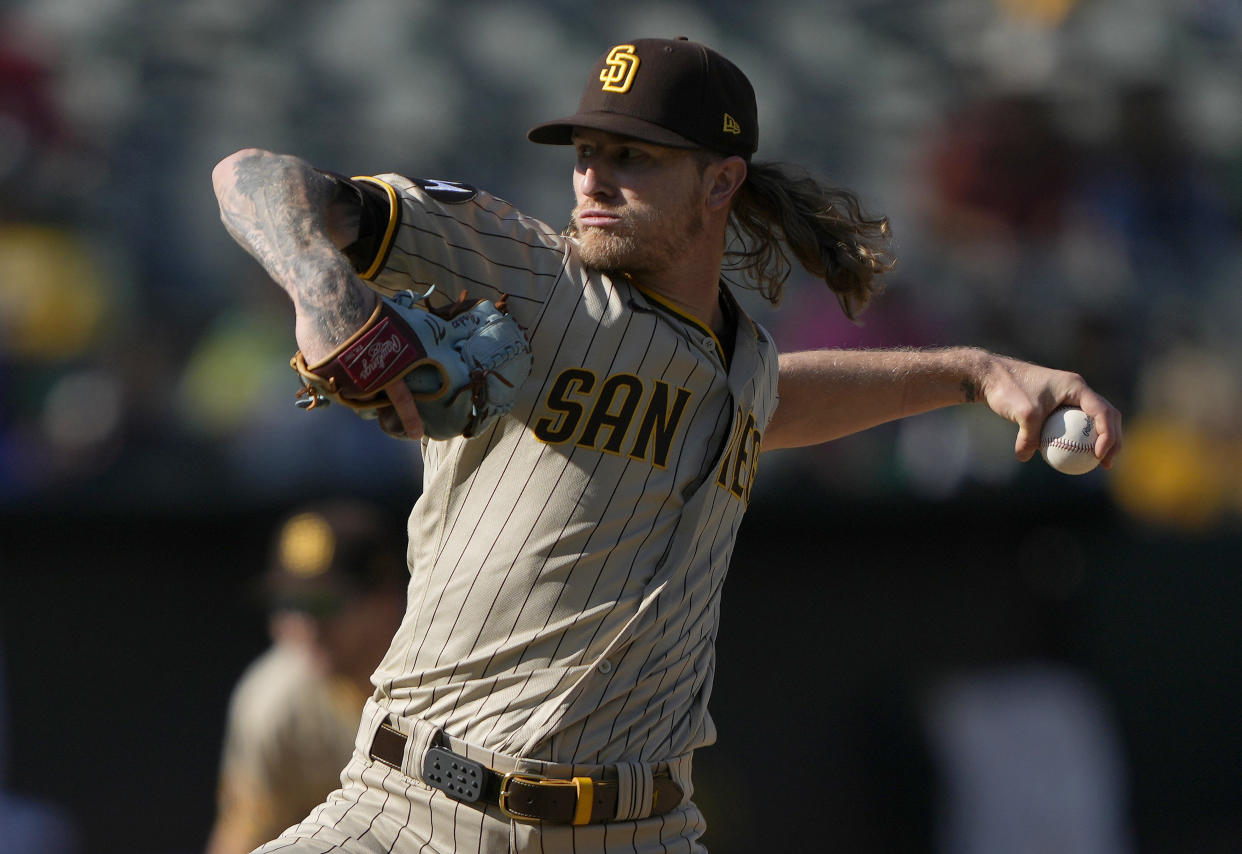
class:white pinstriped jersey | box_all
[357,174,778,769]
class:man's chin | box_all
[581,262,631,280]
[579,255,636,278]
[577,234,640,275]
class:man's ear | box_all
[706,156,748,211]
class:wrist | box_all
[953,347,991,404]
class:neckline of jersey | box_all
[626,278,732,366]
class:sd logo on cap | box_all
[528,37,759,161]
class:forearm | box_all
[766,346,1122,468]
[212,148,373,362]
[765,347,990,450]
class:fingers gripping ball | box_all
[1040,406,1100,475]
[291,290,532,440]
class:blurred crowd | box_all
[1,0,1240,532]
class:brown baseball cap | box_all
[527,37,758,160]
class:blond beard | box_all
[571,199,704,277]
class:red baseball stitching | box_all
[1045,438,1093,452]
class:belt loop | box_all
[612,761,654,821]
[356,698,390,759]
[571,777,594,826]
[666,753,694,806]
[403,714,442,783]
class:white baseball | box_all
[1040,406,1100,475]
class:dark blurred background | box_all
[1,1,1239,853]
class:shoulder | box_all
[373,173,564,244]
[725,289,781,369]
[733,304,782,422]
[356,172,589,312]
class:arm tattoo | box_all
[960,378,979,403]
[217,151,371,349]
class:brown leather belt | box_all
[369,723,682,825]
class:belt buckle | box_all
[499,772,549,822]
[500,772,596,825]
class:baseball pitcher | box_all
[212,37,1121,854]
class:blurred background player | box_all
[204,499,407,854]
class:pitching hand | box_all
[978,354,1123,469]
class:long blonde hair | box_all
[726,160,895,319]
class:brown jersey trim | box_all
[627,282,727,367]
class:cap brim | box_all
[527,111,701,149]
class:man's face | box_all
[570,129,707,276]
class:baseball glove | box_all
[290,289,532,440]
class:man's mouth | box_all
[576,208,622,228]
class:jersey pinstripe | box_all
[355,174,777,768]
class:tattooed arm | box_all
[764,347,1122,467]
[212,148,425,437]
[212,148,375,363]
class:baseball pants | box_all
[249,699,707,854]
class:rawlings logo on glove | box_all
[291,289,532,440]
[353,331,407,384]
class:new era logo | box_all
[723,113,741,135]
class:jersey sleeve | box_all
[311,169,397,277]
[341,173,570,326]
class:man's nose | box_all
[578,164,615,200]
